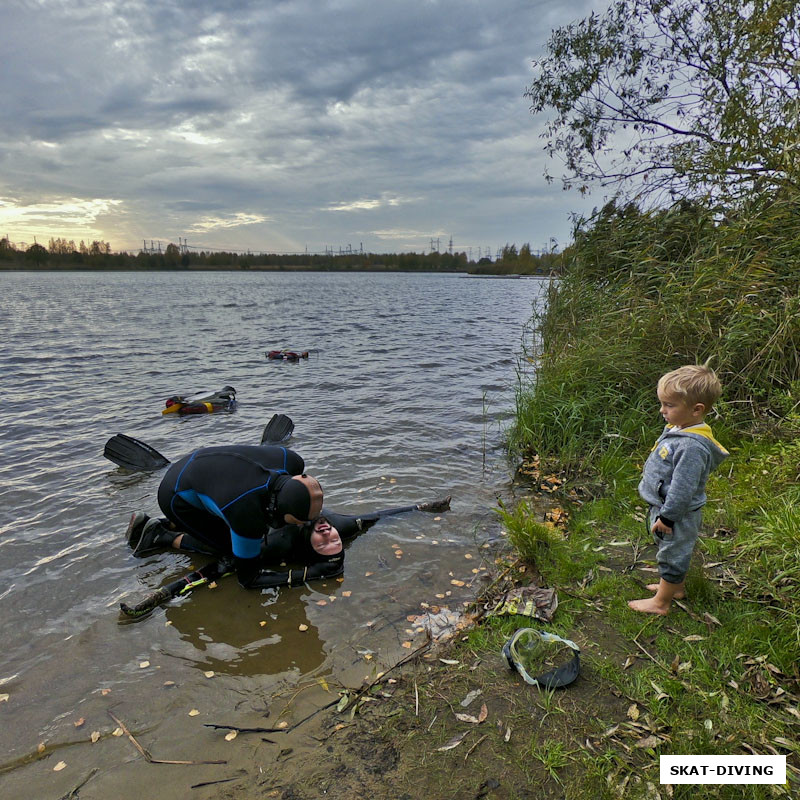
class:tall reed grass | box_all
[510,193,800,464]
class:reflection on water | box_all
[0,270,544,776]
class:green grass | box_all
[501,192,800,795]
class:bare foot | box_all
[628,597,670,615]
[646,583,685,599]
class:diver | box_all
[125,444,323,589]
[126,490,452,591]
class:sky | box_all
[2,0,605,257]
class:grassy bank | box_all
[503,193,800,795]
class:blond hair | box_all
[657,364,722,410]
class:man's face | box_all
[309,517,342,556]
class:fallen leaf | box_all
[650,681,669,700]
[627,704,640,721]
[37,742,46,754]
[634,735,660,749]
[455,713,480,723]
[365,572,373,577]
[316,600,328,606]
[623,656,636,669]
[204,671,215,678]
[440,659,459,665]
[670,654,680,674]
[504,726,511,742]
[683,634,705,642]
[163,680,175,687]
[704,612,722,627]
[477,703,488,723]
[464,554,473,560]
[402,641,412,649]
[298,624,309,632]
[101,689,111,696]
[90,731,100,743]
[73,717,85,728]
[436,731,468,752]
[260,620,267,627]
[53,761,67,772]
[112,727,124,736]
[207,581,218,589]
[277,721,289,729]
[0,694,8,702]
[342,591,352,597]
[460,689,482,707]
[225,731,238,741]
[139,660,150,669]
[188,709,200,717]
[451,580,465,587]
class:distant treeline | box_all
[0,237,560,274]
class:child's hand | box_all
[651,518,673,536]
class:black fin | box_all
[261,414,294,444]
[104,433,171,472]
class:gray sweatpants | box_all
[648,505,703,584]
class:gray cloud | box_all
[2,0,603,252]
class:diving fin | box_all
[261,413,294,444]
[104,433,171,472]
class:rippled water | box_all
[0,270,543,791]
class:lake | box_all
[0,270,544,796]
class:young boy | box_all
[629,365,729,615]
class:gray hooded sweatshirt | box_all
[638,422,729,523]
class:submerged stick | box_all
[108,711,226,765]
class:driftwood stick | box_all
[108,711,226,765]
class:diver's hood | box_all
[267,474,311,526]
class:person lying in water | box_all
[125,443,323,590]
[126,496,452,590]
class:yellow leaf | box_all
[464,553,473,559]
[37,742,46,754]
[225,731,238,741]
[402,641,412,649]
[260,620,267,626]
[90,731,100,743]
[73,717,85,728]
[298,624,309,632]
[204,671,215,678]
[627,704,640,721]
[364,572,373,577]
[342,591,352,597]
[188,709,200,717]
[450,580,465,587]
[101,689,111,696]
[207,581,218,589]
[317,600,328,606]
[139,660,150,669]
[53,761,67,772]
[0,693,9,702]
[277,721,289,729]
[112,727,124,736]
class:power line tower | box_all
[448,236,453,255]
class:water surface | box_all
[0,270,542,794]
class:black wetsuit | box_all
[157,445,307,586]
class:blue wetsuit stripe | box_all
[173,451,197,492]
[219,473,282,511]
[231,532,262,559]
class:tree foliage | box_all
[526,0,800,203]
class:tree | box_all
[526,0,800,204]
[48,237,76,255]
[25,243,48,266]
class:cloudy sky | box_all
[2,0,604,256]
